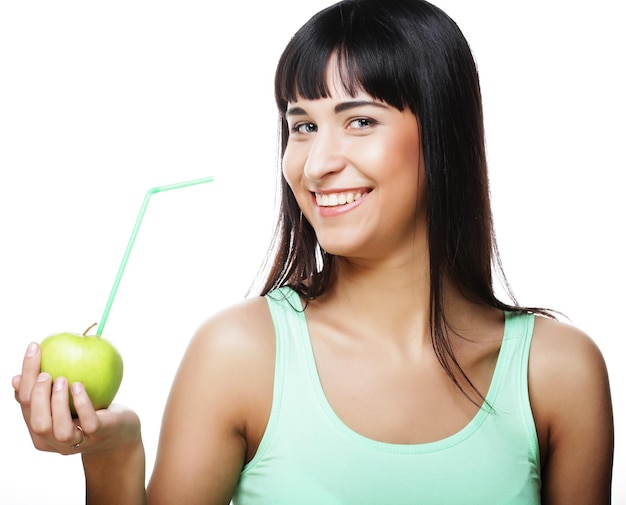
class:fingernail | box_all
[71,382,83,395]
[53,377,67,392]
[26,343,38,358]
[37,372,51,382]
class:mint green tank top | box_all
[233,287,541,504]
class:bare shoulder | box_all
[529,315,614,504]
[529,315,612,421]
[186,295,276,444]
[181,295,277,422]
[192,295,275,357]
[529,315,610,393]
[148,296,275,504]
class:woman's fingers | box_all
[71,382,101,435]
[49,376,78,444]
[15,343,41,406]
[12,374,22,403]
[28,373,54,437]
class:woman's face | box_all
[282,70,426,264]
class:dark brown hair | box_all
[257,0,550,402]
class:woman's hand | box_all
[12,342,141,457]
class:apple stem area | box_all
[83,322,98,336]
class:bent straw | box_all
[96,176,214,336]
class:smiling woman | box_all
[282,82,424,260]
[11,0,614,504]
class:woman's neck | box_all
[315,252,433,348]
[313,246,502,351]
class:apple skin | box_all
[40,332,123,415]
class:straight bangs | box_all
[274,1,425,121]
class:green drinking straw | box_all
[96,176,214,336]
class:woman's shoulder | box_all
[149,295,278,494]
[174,295,276,404]
[191,295,276,358]
[177,295,276,451]
[528,314,613,472]
[529,315,610,406]
[529,315,608,384]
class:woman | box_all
[13,0,613,503]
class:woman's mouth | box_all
[315,190,370,207]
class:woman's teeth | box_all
[316,191,365,207]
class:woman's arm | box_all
[529,317,614,504]
[146,297,274,504]
[13,296,274,505]
[82,425,146,505]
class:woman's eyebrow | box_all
[285,100,389,118]
[334,100,389,114]
[285,106,307,117]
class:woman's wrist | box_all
[82,435,147,505]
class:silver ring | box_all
[71,425,84,450]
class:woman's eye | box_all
[292,122,317,134]
[348,118,374,129]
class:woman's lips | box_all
[312,189,372,216]
[315,190,370,207]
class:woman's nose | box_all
[303,130,346,182]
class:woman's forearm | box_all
[82,435,147,505]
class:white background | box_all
[1,1,623,503]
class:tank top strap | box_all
[488,311,537,440]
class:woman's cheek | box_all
[282,144,307,190]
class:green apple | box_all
[40,324,123,415]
